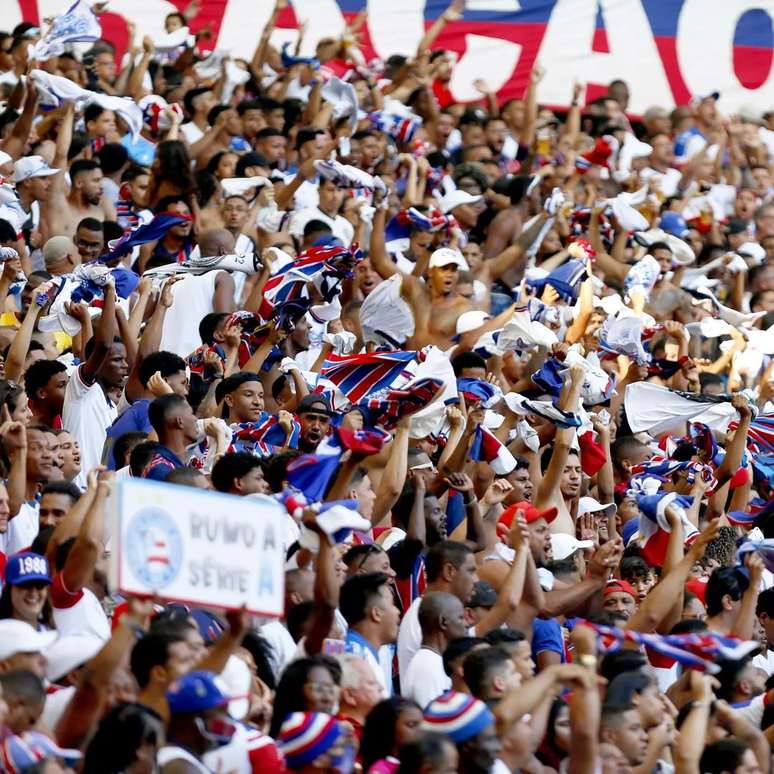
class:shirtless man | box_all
[369,201,472,348]
[647,242,693,323]
[532,364,585,535]
[40,105,117,241]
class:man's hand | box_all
[445,405,465,430]
[588,538,623,579]
[529,64,546,85]
[225,606,250,642]
[278,410,294,435]
[203,349,224,377]
[65,301,90,323]
[160,275,184,308]
[442,0,464,22]
[147,371,173,397]
[731,393,752,420]
[1,421,26,454]
[223,322,242,351]
[745,551,765,587]
[687,520,721,562]
[123,595,156,631]
[506,508,528,550]
[482,478,512,507]
[444,471,475,493]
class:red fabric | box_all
[578,431,607,477]
[686,577,708,605]
[729,467,749,489]
[50,571,84,610]
[432,79,453,108]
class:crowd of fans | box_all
[0,0,774,772]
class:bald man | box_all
[42,236,80,275]
[158,229,236,357]
[402,591,468,708]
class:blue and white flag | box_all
[32,0,101,61]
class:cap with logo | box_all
[12,156,60,184]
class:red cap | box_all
[499,501,558,527]
[604,579,636,598]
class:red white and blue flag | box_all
[320,350,421,403]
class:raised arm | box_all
[61,478,108,593]
[372,421,409,525]
[4,296,42,382]
[416,0,462,55]
[76,282,117,385]
[534,364,583,510]
[305,529,338,655]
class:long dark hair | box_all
[148,140,195,204]
[361,697,421,773]
[269,656,341,739]
[83,702,162,773]
[0,583,53,628]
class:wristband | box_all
[463,495,477,507]
[578,654,597,668]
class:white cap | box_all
[0,620,57,660]
[578,496,616,518]
[45,634,104,682]
[550,533,594,561]
[13,155,60,184]
[439,189,482,214]
[428,247,469,271]
[455,310,489,335]
[0,151,11,168]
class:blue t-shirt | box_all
[143,445,185,481]
[105,399,151,470]
[532,617,565,662]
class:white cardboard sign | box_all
[110,479,286,617]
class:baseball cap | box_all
[0,620,57,660]
[5,552,51,586]
[604,579,636,598]
[438,189,483,214]
[297,393,334,417]
[468,580,497,609]
[428,247,469,271]
[550,533,593,561]
[691,91,720,106]
[578,496,616,519]
[45,633,104,683]
[455,310,490,336]
[166,671,229,715]
[726,218,749,236]
[499,501,557,527]
[659,212,689,238]
[13,155,60,184]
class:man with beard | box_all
[62,282,128,488]
[296,394,333,453]
[42,141,117,240]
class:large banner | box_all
[9,0,774,114]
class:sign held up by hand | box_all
[110,478,286,617]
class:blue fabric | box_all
[532,617,565,661]
[143,445,185,481]
[105,399,151,470]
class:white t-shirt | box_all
[288,207,354,246]
[753,648,774,676]
[397,596,422,685]
[180,122,205,145]
[63,366,117,490]
[402,647,451,709]
[260,619,298,679]
[158,745,211,773]
[159,271,225,357]
[6,502,40,555]
[51,571,111,642]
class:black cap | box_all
[727,218,749,236]
[297,393,334,417]
[236,152,270,177]
[467,581,498,609]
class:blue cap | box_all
[5,553,51,586]
[660,211,689,238]
[166,671,229,715]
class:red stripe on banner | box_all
[733,45,774,90]
[17,0,39,26]
[653,36,692,107]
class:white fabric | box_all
[624,382,737,435]
[396,596,422,685]
[402,647,451,709]
[157,745,212,772]
[260,619,298,679]
[63,366,117,489]
[159,272,224,357]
